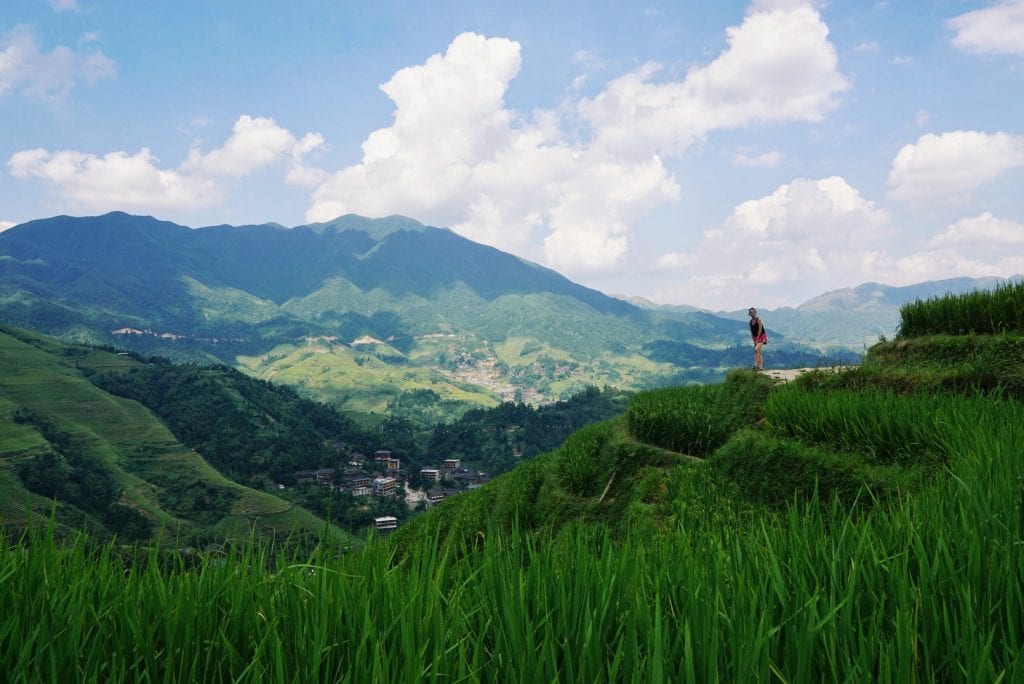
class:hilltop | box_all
[0,212,851,413]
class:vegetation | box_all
[0,325,346,544]
[3,285,1023,679]
[625,371,772,456]
[899,279,1024,337]
[426,386,630,476]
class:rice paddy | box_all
[3,286,1023,680]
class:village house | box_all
[420,468,440,481]
[442,459,460,477]
[373,476,398,497]
[313,468,335,485]
[342,474,372,496]
[374,516,398,534]
[425,488,460,506]
[374,450,392,462]
[348,453,366,467]
[294,470,316,484]
[385,458,400,473]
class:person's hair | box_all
[748,307,757,314]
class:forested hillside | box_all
[0,326,340,545]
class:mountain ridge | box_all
[0,212,852,408]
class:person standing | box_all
[748,307,767,370]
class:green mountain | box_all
[0,212,846,411]
[0,324,344,544]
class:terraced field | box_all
[0,325,347,543]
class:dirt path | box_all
[760,366,851,382]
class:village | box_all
[290,449,490,535]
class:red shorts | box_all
[755,333,768,345]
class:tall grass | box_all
[4,416,1022,682]
[626,372,772,456]
[763,385,1023,466]
[899,280,1024,337]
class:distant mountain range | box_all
[624,275,1023,350]
[0,211,926,408]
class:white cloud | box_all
[8,115,324,214]
[887,130,1024,203]
[654,177,890,309]
[0,26,115,101]
[732,149,783,167]
[948,0,1024,57]
[308,32,681,271]
[889,55,913,65]
[578,3,849,159]
[882,212,1024,287]
[182,114,325,183]
[854,41,879,52]
[9,147,218,213]
[0,220,16,232]
[309,5,846,274]
[929,212,1024,248]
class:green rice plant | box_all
[555,420,615,496]
[626,372,772,456]
[708,428,918,508]
[763,385,1021,466]
[899,280,1024,337]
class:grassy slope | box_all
[395,325,1024,553]
[0,326,344,543]
[3,290,1023,680]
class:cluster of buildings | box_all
[290,449,492,535]
[293,450,401,498]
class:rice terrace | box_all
[2,282,1022,681]
[3,1,1023,680]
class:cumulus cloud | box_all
[867,213,1024,286]
[654,177,890,309]
[308,32,681,270]
[887,130,1024,203]
[8,116,324,214]
[578,3,848,159]
[309,3,847,274]
[0,26,115,101]
[929,212,1024,248]
[948,0,1024,57]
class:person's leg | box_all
[754,341,763,369]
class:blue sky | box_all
[2,0,1023,309]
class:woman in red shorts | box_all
[748,307,767,370]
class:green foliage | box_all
[555,421,615,497]
[88,359,385,484]
[709,429,915,509]
[764,385,1020,467]
[5,282,1024,679]
[799,333,1024,397]
[0,327,341,544]
[426,385,629,475]
[625,370,773,455]
[899,280,1024,337]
